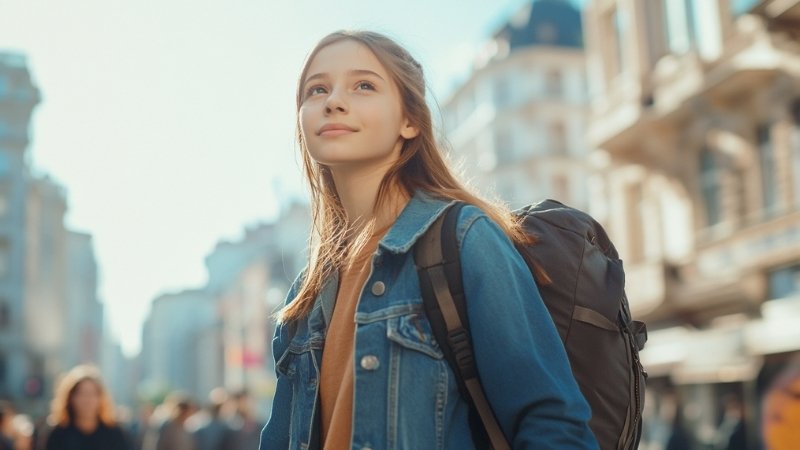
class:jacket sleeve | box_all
[259,271,305,450]
[459,213,599,449]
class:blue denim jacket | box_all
[260,190,599,450]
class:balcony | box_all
[663,210,800,323]
[754,0,800,22]
[652,14,800,120]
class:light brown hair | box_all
[278,30,535,323]
[50,365,117,427]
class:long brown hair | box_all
[49,365,117,428]
[278,30,534,323]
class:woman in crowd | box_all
[45,365,130,450]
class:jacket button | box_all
[360,355,380,371]
[370,281,386,296]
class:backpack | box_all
[413,199,648,450]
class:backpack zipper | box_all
[623,325,643,449]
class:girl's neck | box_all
[332,164,408,234]
[74,415,99,433]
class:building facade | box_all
[584,0,800,447]
[0,54,76,412]
[140,289,217,401]
[65,231,104,368]
[138,200,309,416]
[442,0,591,211]
[0,53,110,413]
[205,200,309,419]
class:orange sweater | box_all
[319,231,384,449]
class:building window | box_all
[553,174,570,203]
[665,0,694,54]
[457,93,476,124]
[625,182,645,262]
[758,124,779,213]
[611,7,627,76]
[494,129,515,165]
[731,0,760,16]
[0,188,7,217]
[493,76,511,108]
[549,121,567,156]
[0,353,6,385]
[644,0,669,67]
[544,69,562,98]
[536,23,559,44]
[600,5,628,84]
[0,238,8,279]
[664,0,720,58]
[700,148,722,226]
[768,264,800,300]
[0,301,9,329]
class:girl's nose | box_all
[324,90,347,114]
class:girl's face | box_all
[299,39,418,173]
[69,379,101,420]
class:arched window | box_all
[757,124,778,214]
[699,147,722,226]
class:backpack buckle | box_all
[448,328,475,373]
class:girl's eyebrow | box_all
[304,69,385,86]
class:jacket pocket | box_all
[275,348,298,377]
[386,312,444,360]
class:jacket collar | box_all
[378,190,456,255]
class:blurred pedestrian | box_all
[189,388,231,450]
[713,394,746,450]
[663,392,693,450]
[762,361,800,450]
[30,415,51,450]
[127,403,154,450]
[224,390,262,450]
[0,401,15,450]
[143,393,196,450]
[10,414,34,450]
[44,365,130,450]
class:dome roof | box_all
[500,0,583,50]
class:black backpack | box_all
[414,200,648,450]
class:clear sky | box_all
[1,0,583,356]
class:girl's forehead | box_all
[305,40,388,80]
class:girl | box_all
[260,30,599,450]
[45,365,131,450]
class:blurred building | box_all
[138,200,309,416]
[0,52,113,414]
[442,0,591,210]
[101,338,138,410]
[205,200,308,419]
[0,52,40,406]
[24,175,69,410]
[65,231,104,369]
[584,0,800,446]
[140,288,217,401]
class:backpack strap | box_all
[414,202,510,450]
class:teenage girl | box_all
[260,30,599,450]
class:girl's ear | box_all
[400,119,419,140]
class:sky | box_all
[0,0,584,356]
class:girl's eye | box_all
[305,86,327,97]
[356,81,375,91]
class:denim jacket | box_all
[260,190,599,450]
